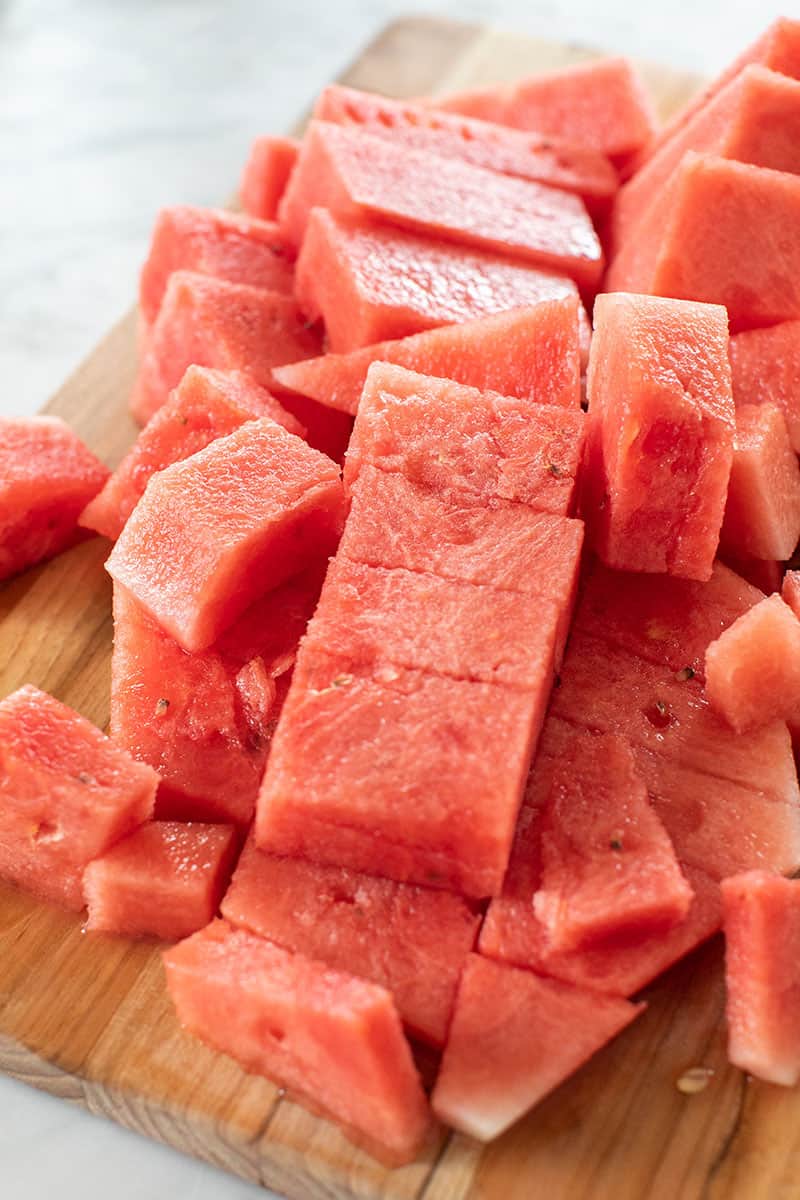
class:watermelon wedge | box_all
[721,404,800,562]
[163,920,431,1164]
[239,136,299,221]
[706,594,800,734]
[729,320,800,453]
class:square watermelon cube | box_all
[720,403,800,561]
[730,319,800,453]
[706,594,800,734]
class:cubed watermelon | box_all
[106,418,344,653]
[239,136,299,221]
[706,594,800,733]
[721,404,800,561]
[279,122,603,290]
[430,954,643,1140]
[0,685,157,910]
[163,920,431,1163]
[783,569,800,618]
[294,207,583,353]
[0,416,109,582]
[722,870,800,1085]
[585,293,734,581]
[221,836,479,1046]
[84,821,238,940]
[730,320,800,453]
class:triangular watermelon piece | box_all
[705,594,800,733]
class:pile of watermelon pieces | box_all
[7,15,800,1164]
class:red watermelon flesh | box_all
[535,733,692,951]
[0,416,109,582]
[273,297,582,417]
[430,56,656,166]
[131,272,321,425]
[111,567,323,826]
[783,569,800,618]
[279,122,603,290]
[431,954,643,1140]
[239,136,299,221]
[163,920,431,1164]
[271,390,354,462]
[221,835,480,1046]
[721,404,800,562]
[84,821,238,941]
[729,319,800,453]
[606,154,800,331]
[314,85,619,214]
[106,418,344,653]
[294,207,584,354]
[0,685,157,911]
[719,552,784,597]
[585,293,734,582]
[345,363,586,516]
[138,206,295,329]
[81,367,304,541]
[722,870,800,1086]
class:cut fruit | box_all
[722,870,800,1085]
[106,418,344,653]
[783,569,800,618]
[81,366,303,541]
[279,121,603,290]
[221,835,479,1046]
[718,552,783,597]
[163,920,431,1163]
[0,685,157,910]
[239,136,299,221]
[0,416,109,582]
[84,821,238,941]
[430,954,643,1140]
[729,320,800,453]
[585,292,734,581]
[721,404,800,562]
[272,391,354,462]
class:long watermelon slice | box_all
[729,319,800,453]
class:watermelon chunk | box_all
[721,404,800,562]
[344,363,586,516]
[706,594,800,734]
[729,320,800,453]
[131,272,321,425]
[314,85,619,214]
[430,56,656,166]
[0,685,157,910]
[279,122,603,290]
[274,297,582,417]
[163,920,431,1163]
[221,836,479,1046]
[138,206,295,329]
[81,367,303,541]
[606,154,800,330]
[722,870,800,1086]
[294,207,583,353]
[430,954,643,1140]
[0,416,109,582]
[84,821,238,941]
[111,568,322,826]
[271,391,354,462]
[534,733,692,951]
[106,418,344,653]
[585,293,734,581]
[239,136,299,221]
[783,569,800,618]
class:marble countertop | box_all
[0,0,788,1195]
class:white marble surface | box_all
[0,0,792,1195]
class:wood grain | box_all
[4,15,784,1200]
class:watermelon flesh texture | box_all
[84,821,238,941]
[131,271,321,425]
[274,296,582,417]
[314,84,619,215]
[585,293,734,581]
[729,320,800,454]
[221,836,479,1046]
[239,136,299,221]
[783,569,800,619]
[344,363,586,516]
[0,416,109,582]
[111,567,323,826]
[719,552,784,597]
[271,389,354,462]
[279,122,604,291]
[721,404,800,562]
[431,954,643,1140]
[294,207,585,354]
[81,366,304,541]
[722,870,800,1086]
[138,206,295,330]
[106,418,344,653]
[534,732,692,951]
[606,154,800,331]
[430,56,656,166]
[163,920,431,1164]
[0,685,157,911]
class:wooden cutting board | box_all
[2,15,794,1200]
